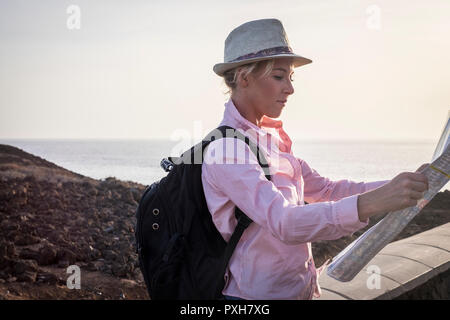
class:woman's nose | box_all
[285,80,294,95]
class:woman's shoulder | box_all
[203,135,254,164]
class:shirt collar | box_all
[220,98,292,153]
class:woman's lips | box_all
[277,100,286,106]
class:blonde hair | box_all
[222,59,275,96]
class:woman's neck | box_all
[231,95,263,128]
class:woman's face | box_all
[245,58,295,119]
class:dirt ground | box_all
[0,266,149,300]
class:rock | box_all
[38,245,57,266]
[0,256,14,273]
[37,202,50,211]
[16,270,37,283]
[119,278,138,288]
[129,188,142,203]
[56,248,77,265]
[57,260,70,268]
[0,240,16,258]
[17,211,34,221]
[96,239,112,251]
[15,234,40,246]
[103,226,114,233]
[0,270,8,280]
[35,225,55,238]
[48,197,63,209]
[111,264,128,277]
[19,248,40,261]
[72,246,89,263]
[86,260,104,271]
[62,181,74,190]
[6,230,18,243]
[88,247,101,260]
[85,262,97,271]
[102,249,117,261]
[12,196,27,207]
[100,264,111,274]
[47,230,63,244]
[123,190,137,206]
[0,220,19,231]
[36,272,58,285]
[14,259,38,275]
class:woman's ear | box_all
[236,70,249,88]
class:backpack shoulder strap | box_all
[205,125,271,181]
[167,125,271,181]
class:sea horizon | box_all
[0,138,447,191]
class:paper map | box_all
[327,114,450,282]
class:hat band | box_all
[229,46,293,63]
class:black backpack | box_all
[134,125,271,300]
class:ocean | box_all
[1,139,447,190]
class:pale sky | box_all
[0,0,449,142]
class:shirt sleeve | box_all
[202,138,370,245]
[299,158,389,203]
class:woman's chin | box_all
[267,109,283,119]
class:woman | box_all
[201,19,429,300]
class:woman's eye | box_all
[273,75,295,81]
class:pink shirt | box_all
[201,98,389,300]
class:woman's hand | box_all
[357,164,430,222]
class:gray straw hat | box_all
[213,18,312,76]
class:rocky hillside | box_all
[0,144,148,299]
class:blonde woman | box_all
[202,18,429,300]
